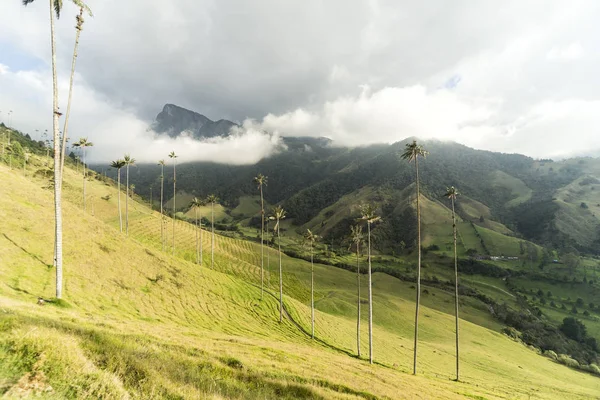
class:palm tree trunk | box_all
[311,242,315,339]
[278,225,283,323]
[172,160,176,255]
[368,222,373,364]
[211,202,215,268]
[59,7,84,182]
[50,0,63,299]
[160,165,164,251]
[266,219,270,287]
[413,156,422,375]
[195,207,199,264]
[260,185,264,300]
[82,147,86,211]
[125,164,129,236]
[357,245,361,357]
[200,210,203,266]
[117,169,122,232]
[452,196,460,381]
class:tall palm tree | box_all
[270,205,287,323]
[59,3,92,180]
[190,197,205,265]
[445,186,461,381]
[401,139,429,375]
[350,224,364,357]
[158,160,166,251]
[304,229,319,339]
[22,0,86,299]
[266,216,271,287]
[123,154,135,236]
[361,204,381,365]
[110,159,125,233]
[254,173,268,300]
[72,137,93,211]
[169,151,178,255]
[206,194,219,268]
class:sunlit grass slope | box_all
[0,158,599,399]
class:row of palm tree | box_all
[252,141,461,380]
[23,0,93,299]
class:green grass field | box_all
[0,147,599,398]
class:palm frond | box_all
[70,0,92,16]
[401,140,429,163]
[445,186,459,200]
[54,0,63,19]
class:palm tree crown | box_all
[445,186,459,201]
[254,173,267,188]
[72,137,93,149]
[190,197,205,209]
[360,204,382,225]
[123,154,136,167]
[23,0,92,19]
[110,159,125,170]
[206,194,218,205]
[401,140,429,163]
[270,205,287,228]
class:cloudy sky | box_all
[1,0,600,163]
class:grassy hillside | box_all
[1,137,599,398]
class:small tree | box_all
[190,197,205,265]
[270,206,287,323]
[445,185,460,381]
[360,204,381,365]
[350,224,364,357]
[123,154,135,236]
[169,151,178,254]
[254,173,268,300]
[401,139,428,375]
[304,229,319,339]
[206,194,219,268]
[158,160,166,251]
[110,159,126,232]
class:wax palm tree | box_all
[254,173,268,300]
[110,159,125,233]
[304,229,319,339]
[350,224,364,357]
[270,205,287,323]
[206,194,219,268]
[59,3,92,180]
[23,0,87,299]
[360,204,381,365]
[445,186,461,381]
[190,197,205,265]
[401,139,429,375]
[266,216,271,287]
[123,154,135,236]
[169,151,178,255]
[158,160,166,251]
[72,137,93,211]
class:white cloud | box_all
[256,85,494,147]
[2,0,600,161]
[547,42,584,61]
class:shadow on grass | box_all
[2,233,51,268]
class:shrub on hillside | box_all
[557,354,580,368]
[543,350,558,361]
